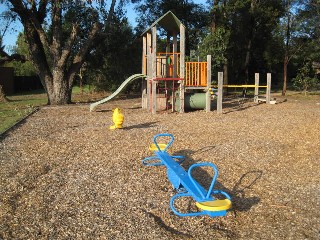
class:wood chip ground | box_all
[0,94,319,239]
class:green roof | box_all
[141,11,184,36]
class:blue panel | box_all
[155,151,208,202]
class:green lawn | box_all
[0,90,47,134]
[0,85,99,134]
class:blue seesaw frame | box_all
[142,133,232,217]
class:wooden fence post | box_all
[217,72,223,114]
[206,55,212,112]
[254,73,259,103]
[266,73,271,104]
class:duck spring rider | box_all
[142,133,232,217]
[110,108,124,130]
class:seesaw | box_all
[142,133,232,217]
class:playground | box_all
[1,93,319,239]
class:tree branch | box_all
[67,22,101,87]
[37,0,48,23]
[105,0,116,26]
[9,0,51,56]
[57,24,79,68]
[51,1,62,59]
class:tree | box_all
[11,33,36,76]
[85,6,141,92]
[201,0,284,86]
[292,61,319,95]
[134,0,209,54]
[1,0,119,105]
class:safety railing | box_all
[156,52,180,78]
[185,62,207,87]
[143,53,181,78]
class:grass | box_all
[0,90,47,134]
[0,85,102,134]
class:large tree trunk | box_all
[46,71,71,104]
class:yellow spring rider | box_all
[110,108,124,130]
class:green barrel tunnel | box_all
[174,92,216,111]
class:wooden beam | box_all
[146,33,152,110]
[173,33,178,78]
[152,26,157,114]
[266,73,271,104]
[206,55,212,112]
[179,24,185,113]
[217,72,223,114]
[254,73,259,103]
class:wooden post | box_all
[172,33,178,112]
[173,33,177,78]
[254,73,259,103]
[217,72,223,114]
[266,73,271,104]
[166,35,170,78]
[206,55,212,112]
[179,24,185,113]
[146,33,152,110]
[151,26,157,114]
[141,36,147,109]
[142,36,146,75]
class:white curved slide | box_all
[90,74,146,111]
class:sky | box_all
[1,0,207,52]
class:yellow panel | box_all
[196,199,232,211]
[149,143,168,152]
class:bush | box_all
[292,61,319,95]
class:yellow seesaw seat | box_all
[149,143,168,152]
[196,199,232,211]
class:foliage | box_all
[292,61,319,94]
[1,0,318,98]
[225,0,285,83]
[198,27,229,68]
[85,11,141,92]
[11,33,36,76]
[134,0,209,53]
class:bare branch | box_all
[37,0,48,23]
[57,24,79,68]
[51,1,62,58]
[106,0,116,25]
[26,0,36,12]
[67,22,101,87]
[9,0,51,55]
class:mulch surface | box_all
[1,94,319,239]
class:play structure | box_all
[140,11,212,114]
[142,133,232,217]
[90,11,273,113]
